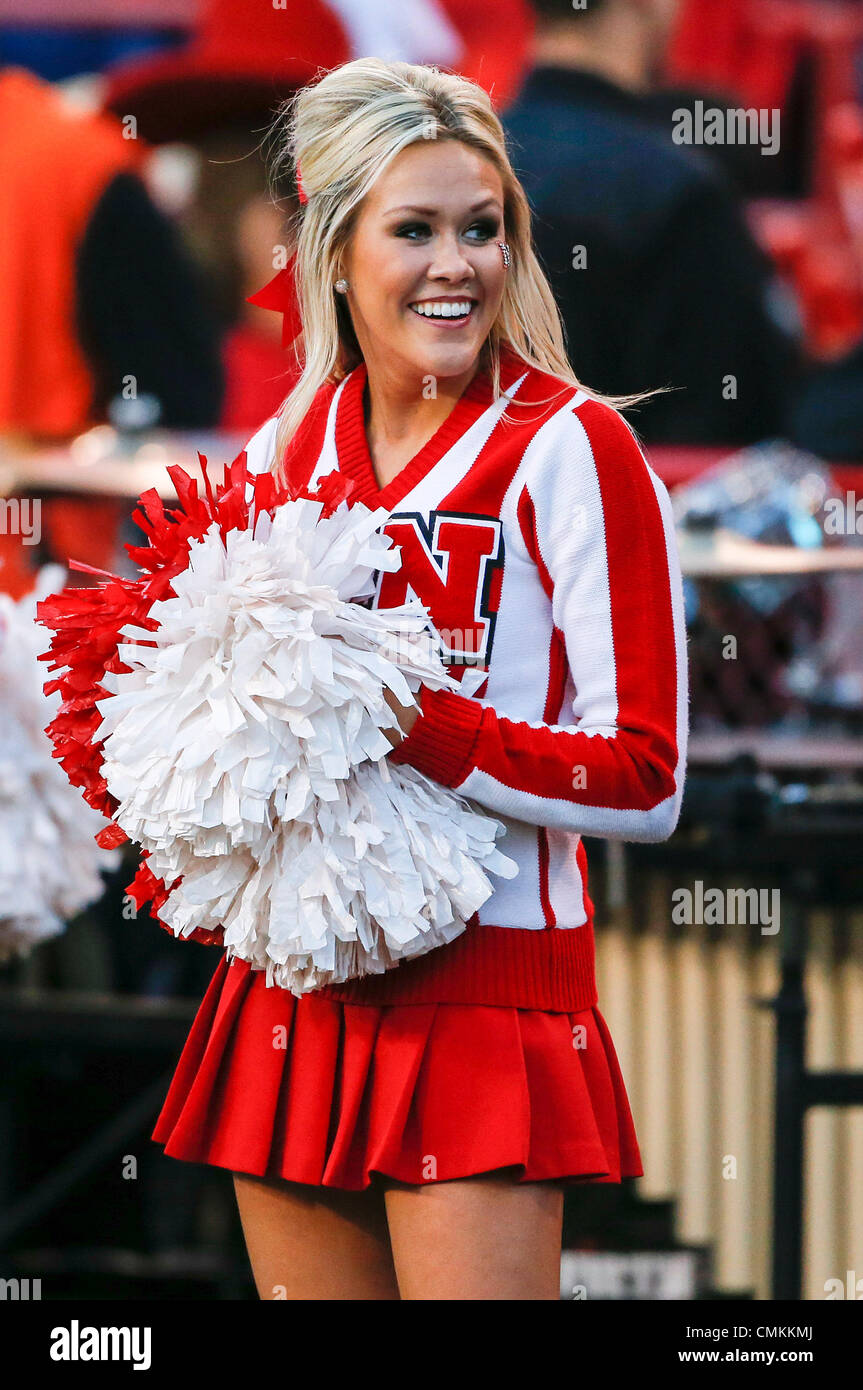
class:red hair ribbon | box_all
[246,257,303,350]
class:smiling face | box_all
[340,139,508,388]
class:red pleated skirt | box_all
[151,955,643,1189]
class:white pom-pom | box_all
[142,758,516,991]
[96,502,451,855]
[0,568,120,963]
[95,496,517,992]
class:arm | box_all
[388,398,689,843]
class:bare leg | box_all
[382,1168,564,1301]
[233,1172,401,1300]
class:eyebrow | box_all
[383,197,502,217]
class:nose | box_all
[426,230,476,285]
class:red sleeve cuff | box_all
[387,684,485,787]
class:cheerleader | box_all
[150,56,689,1301]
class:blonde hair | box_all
[265,56,666,484]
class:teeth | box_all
[409,301,473,318]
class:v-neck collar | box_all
[334,347,527,511]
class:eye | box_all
[394,221,432,240]
[465,218,500,241]
[392,217,501,242]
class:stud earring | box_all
[498,242,511,269]
[335,278,350,293]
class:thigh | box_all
[382,1167,564,1301]
[233,1171,400,1300]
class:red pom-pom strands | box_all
[36,452,517,992]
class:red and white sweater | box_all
[242,347,689,1011]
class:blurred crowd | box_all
[1,0,862,600]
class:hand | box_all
[381,682,421,749]
[330,632,421,747]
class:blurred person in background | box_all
[0,65,223,599]
[100,0,355,434]
[504,0,804,446]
